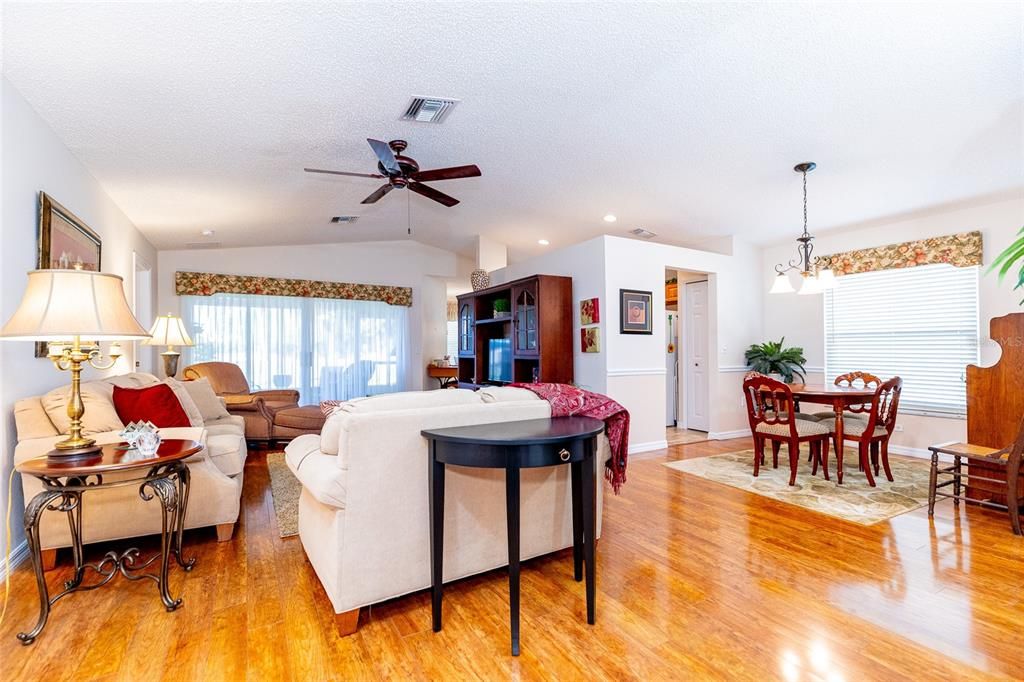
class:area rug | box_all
[664,450,933,525]
[266,451,300,537]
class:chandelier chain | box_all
[802,169,808,237]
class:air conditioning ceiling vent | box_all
[629,228,657,239]
[331,216,359,224]
[402,96,459,124]
[185,241,222,249]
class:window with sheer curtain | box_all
[181,293,410,403]
[824,264,979,417]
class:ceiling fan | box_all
[305,139,481,207]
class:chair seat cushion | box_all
[274,405,328,431]
[811,410,868,422]
[819,418,888,438]
[766,411,822,422]
[756,419,830,438]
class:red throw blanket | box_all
[511,383,630,493]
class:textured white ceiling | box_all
[3,2,1022,261]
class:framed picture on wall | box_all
[581,327,601,353]
[619,289,652,335]
[580,297,600,325]
[35,192,102,357]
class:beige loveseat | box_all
[13,372,247,568]
[284,386,609,635]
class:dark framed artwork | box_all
[35,192,102,357]
[619,289,653,335]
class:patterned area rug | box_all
[266,451,300,537]
[664,450,933,525]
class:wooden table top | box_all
[427,365,458,377]
[17,439,203,477]
[788,383,876,399]
[422,417,604,446]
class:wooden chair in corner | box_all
[928,415,1024,536]
[820,377,902,487]
[743,373,833,485]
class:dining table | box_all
[789,383,877,484]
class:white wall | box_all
[493,235,764,452]
[1,78,158,571]
[156,241,470,391]
[761,193,1024,452]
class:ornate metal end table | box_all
[422,416,604,656]
[14,438,202,645]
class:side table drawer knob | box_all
[558,448,571,462]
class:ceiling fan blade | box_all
[367,138,401,174]
[409,181,459,207]
[304,167,385,179]
[360,183,395,204]
[412,165,481,182]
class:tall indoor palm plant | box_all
[744,337,807,383]
[989,226,1024,304]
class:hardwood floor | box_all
[2,438,1022,680]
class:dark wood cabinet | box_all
[455,274,572,386]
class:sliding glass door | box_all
[182,293,409,402]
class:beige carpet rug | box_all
[664,449,933,525]
[266,451,300,537]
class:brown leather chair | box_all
[182,362,299,441]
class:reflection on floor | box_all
[666,426,708,445]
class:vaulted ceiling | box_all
[3,2,1021,261]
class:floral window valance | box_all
[175,271,413,307]
[820,231,982,276]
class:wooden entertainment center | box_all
[455,274,573,386]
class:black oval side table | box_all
[421,416,605,656]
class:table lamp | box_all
[0,270,151,456]
[144,313,194,377]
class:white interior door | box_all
[684,281,709,431]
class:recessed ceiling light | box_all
[201,229,215,236]
[603,214,617,223]
[537,239,550,246]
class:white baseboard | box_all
[708,429,750,440]
[887,444,932,460]
[0,540,29,584]
[629,440,668,455]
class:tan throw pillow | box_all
[164,379,204,427]
[180,377,231,422]
[41,380,124,436]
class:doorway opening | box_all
[133,252,154,374]
[666,268,710,445]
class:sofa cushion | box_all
[41,381,123,436]
[15,398,58,440]
[339,389,481,414]
[204,414,246,437]
[112,384,192,428]
[478,386,541,403]
[206,433,246,476]
[105,372,161,388]
[180,377,232,422]
[285,435,346,509]
[164,379,204,427]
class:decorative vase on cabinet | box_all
[470,269,490,291]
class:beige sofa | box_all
[284,386,608,635]
[13,372,247,568]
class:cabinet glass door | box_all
[458,302,474,354]
[513,283,538,355]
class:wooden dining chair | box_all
[743,373,832,485]
[820,376,902,487]
[927,415,1024,536]
[809,371,882,421]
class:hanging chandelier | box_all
[769,162,837,295]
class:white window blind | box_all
[446,320,459,360]
[824,264,979,417]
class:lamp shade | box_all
[797,273,823,296]
[817,268,838,290]
[769,274,795,294]
[0,269,150,341]
[144,313,194,347]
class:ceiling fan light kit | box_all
[770,161,837,295]
[305,138,481,208]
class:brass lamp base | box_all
[48,442,102,461]
[161,351,181,378]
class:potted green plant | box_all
[744,337,807,383]
[989,226,1024,304]
[493,298,511,318]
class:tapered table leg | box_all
[835,404,846,484]
[506,458,521,656]
[429,442,445,633]
[581,439,596,625]
[571,460,583,582]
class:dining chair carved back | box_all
[743,372,832,485]
[811,371,882,421]
[928,414,1024,535]
[822,376,902,487]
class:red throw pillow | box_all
[112,384,191,428]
